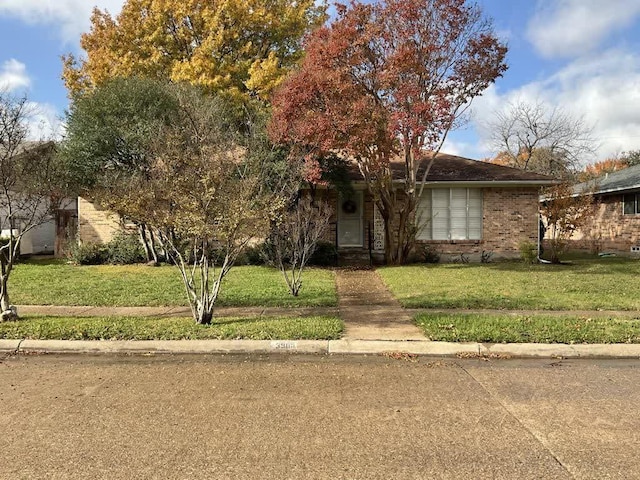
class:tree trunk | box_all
[138,224,154,263]
[0,275,17,321]
[148,228,159,264]
[194,297,214,325]
[381,202,416,265]
[0,277,10,311]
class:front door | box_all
[338,191,364,247]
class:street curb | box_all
[484,343,640,359]
[9,338,640,358]
[329,339,482,356]
[0,339,21,353]
[18,339,329,355]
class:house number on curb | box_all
[270,341,298,350]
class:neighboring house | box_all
[0,141,78,257]
[9,198,78,257]
[567,164,640,255]
[78,153,554,263]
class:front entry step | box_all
[338,250,371,267]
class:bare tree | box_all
[487,100,596,178]
[0,91,64,320]
[267,197,332,296]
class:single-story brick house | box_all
[565,164,640,255]
[78,153,554,263]
[311,153,554,263]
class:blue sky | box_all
[1,0,639,163]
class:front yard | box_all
[378,257,640,311]
[10,262,337,307]
[6,257,640,343]
[3,262,341,341]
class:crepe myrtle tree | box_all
[270,0,507,264]
[62,78,281,324]
[0,91,65,320]
[266,196,332,296]
[147,90,274,324]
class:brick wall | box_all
[78,197,123,244]
[566,194,640,255]
[416,187,540,261]
[80,185,542,261]
[320,186,541,262]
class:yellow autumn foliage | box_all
[62,0,326,100]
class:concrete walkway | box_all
[335,269,425,341]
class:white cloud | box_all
[527,0,640,58]
[0,0,125,44]
[469,49,640,162]
[0,59,30,91]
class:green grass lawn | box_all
[415,312,640,344]
[10,262,337,308]
[0,315,343,340]
[379,258,640,311]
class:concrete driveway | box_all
[1,354,638,479]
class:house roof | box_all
[0,140,55,159]
[344,152,554,185]
[574,164,640,196]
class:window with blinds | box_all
[416,188,483,240]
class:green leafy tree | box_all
[62,78,284,324]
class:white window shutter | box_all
[468,189,483,239]
[449,188,468,240]
[431,189,449,240]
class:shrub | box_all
[308,240,338,266]
[519,240,538,264]
[244,243,267,265]
[106,232,146,264]
[417,244,440,264]
[481,250,493,263]
[68,242,109,265]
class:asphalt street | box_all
[1,353,639,479]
